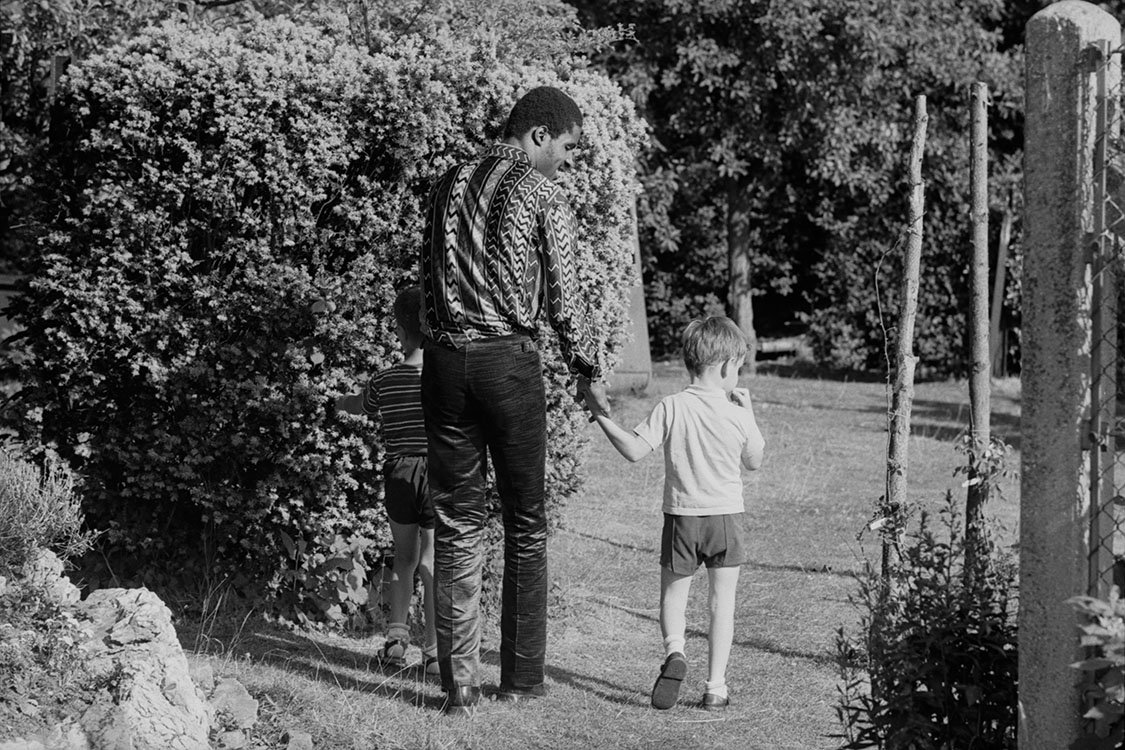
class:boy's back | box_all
[365,361,426,458]
[634,384,763,517]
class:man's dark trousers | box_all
[421,334,548,693]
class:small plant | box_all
[834,492,1018,749]
[0,449,93,577]
[275,531,377,628]
[1068,590,1125,750]
[0,448,98,738]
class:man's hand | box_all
[576,376,611,419]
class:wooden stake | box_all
[966,81,992,561]
[883,95,927,575]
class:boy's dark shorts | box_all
[383,455,434,530]
[660,512,746,575]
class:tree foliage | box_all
[574,0,1028,376]
[0,0,172,271]
[3,4,645,622]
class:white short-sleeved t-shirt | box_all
[632,384,764,516]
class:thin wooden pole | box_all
[883,95,927,575]
[966,81,991,562]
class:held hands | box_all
[575,376,611,419]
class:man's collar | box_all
[488,142,533,165]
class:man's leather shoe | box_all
[494,684,546,703]
[442,685,481,716]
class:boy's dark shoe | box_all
[493,684,547,703]
[442,685,481,717]
[701,692,730,711]
[650,652,687,710]
[377,638,407,668]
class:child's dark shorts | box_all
[383,455,434,530]
[660,512,746,575]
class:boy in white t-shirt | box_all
[584,316,764,711]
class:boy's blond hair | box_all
[681,316,748,375]
[393,286,423,339]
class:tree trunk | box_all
[727,180,757,372]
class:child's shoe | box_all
[650,652,687,710]
[378,637,408,668]
[701,692,730,711]
[418,643,440,677]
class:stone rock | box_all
[211,678,259,730]
[282,729,314,750]
[76,588,213,750]
[187,661,215,696]
[216,729,248,749]
[21,549,80,607]
[0,719,89,750]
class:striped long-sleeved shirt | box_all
[361,362,427,458]
[420,143,601,380]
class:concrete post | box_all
[609,203,653,393]
[1021,3,1120,748]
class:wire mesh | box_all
[1089,40,1125,600]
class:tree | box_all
[574,0,1025,376]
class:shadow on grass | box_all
[909,398,1022,450]
[178,618,445,711]
[588,595,836,668]
[543,663,645,708]
[564,529,861,579]
[181,615,652,710]
[756,360,886,383]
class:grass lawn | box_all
[182,361,1021,750]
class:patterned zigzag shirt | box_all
[421,143,601,380]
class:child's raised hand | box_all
[729,387,753,410]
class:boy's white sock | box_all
[663,635,686,658]
[704,679,728,699]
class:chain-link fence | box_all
[1088,40,1125,600]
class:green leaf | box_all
[278,530,297,558]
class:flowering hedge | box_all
[6,10,645,622]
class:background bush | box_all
[0,0,172,272]
[1068,592,1125,750]
[3,5,645,623]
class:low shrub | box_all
[1068,591,1125,750]
[0,449,97,739]
[0,583,94,741]
[834,492,1018,749]
[0,450,92,577]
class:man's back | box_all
[422,143,568,347]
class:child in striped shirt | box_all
[336,286,438,675]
